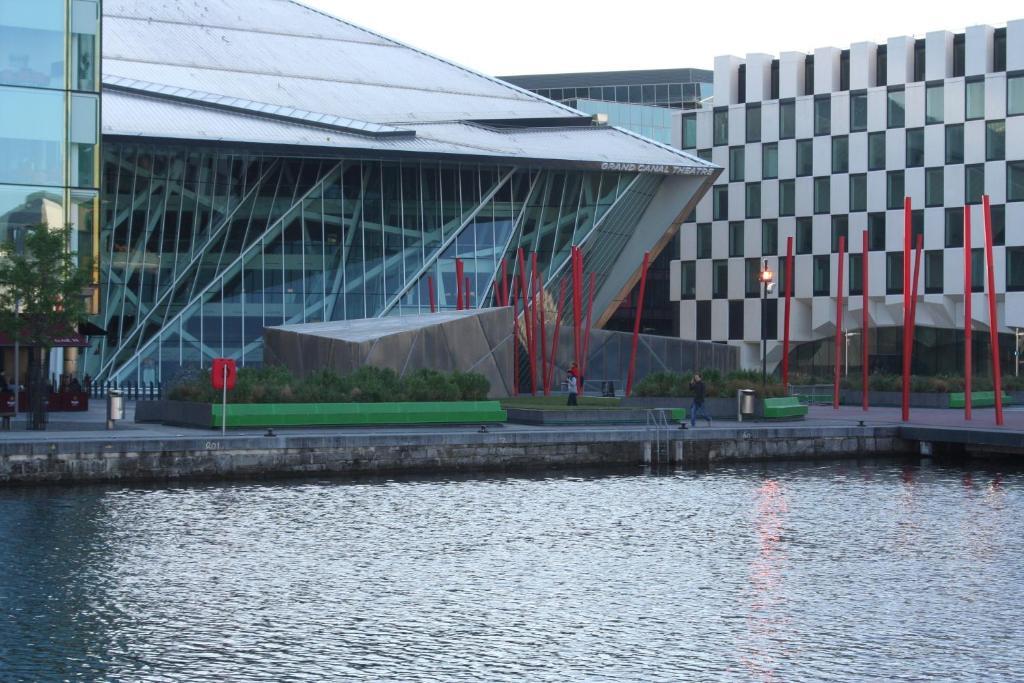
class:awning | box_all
[0,332,89,348]
[78,321,107,337]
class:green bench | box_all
[762,397,809,419]
[948,391,1015,409]
[670,408,686,422]
[212,401,508,429]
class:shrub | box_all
[451,371,490,400]
[345,366,403,403]
[402,369,460,402]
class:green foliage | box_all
[167,365,490,404]
[633,369,787,398]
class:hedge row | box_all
[632,370,789,399]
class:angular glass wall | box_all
[94,143,652,383]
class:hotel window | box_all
[945,124,964,164]
[796,139,813,176]
[745,183,761,219]
[1008,72,1024,116]
[814,95,831,136]
[887,87,905,128]
[681,115,697,149]
[953,34,965,77]
[779,179,795,216]
[796,217,813,254]
[970,249,985,292]
[831,215,848,253]
[995,28,1007,72]
[832,135,848,174]
[696,300,711,340]
[925,167,944,207]
[914,39,926,82]
[712,259,728,298]
[697,148,712,162]
[814,177,830,214]
[776,258,788,298]
[965,164,984,205]
[680,261,696,300]
[729,221,744,257]
[850,90,868,132]
[965,77,985,120]
[813,255,830,296]
[713,185,728,220]
[762,219,777,256]
[804,55,815,96]
[991,205,1005,245]
[944,207,964,247]
[886,171,904,210]
[868,212,886,251]
[905,128,924,167]
[986,120,1005,161]
[697,223,712,258]
[849,256,863,296]
[868,132,886,170]
[925,82,943,124]
[886,252,903,294]
[729,146,745,181]
[876,45,887,86]
[746,103,761,143]
[850,174,867,212]
[762,143,778,179]
[728,300,745,339]
[1009,162,1024,202]
[713,107,729,145]
[779,99,795,139]
[763,299,778,340]
[745,258,761,298]
[924,251,944,294]
[1008,248,1024,292]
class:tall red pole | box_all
[511,278,520,396]
[533,254,549,396]
[581,272,597,379]
[862,230,869,412]
[548,280,567,392]
[572,247,582,369]
[782,236,794,391]
[964,205,973,421]
[625,251,651,397]
[517,249,535,395]
[455,258,464,310]
[982,195,1004,426]
[500,258,509,307]
[834,236,845,410]
[902,197,912,422]
[427,275,436,313]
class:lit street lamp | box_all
[760,260,774,386]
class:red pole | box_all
[427,275,436,313]
[581,272,597,380]
[572,247,582,370]
[455,258,464,310]
[964,205,973,421]
[902,197,912,422]
[511,278,520,396]
[625,251,651,397]
[534,254,549,396]
[862,230,869,412]
[500,258,509,307]
[834,236,845,410]
[982,195,1004,426]
[548,280,567,392]
[782,236,794,391]
[517,249,535,395]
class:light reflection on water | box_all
[1,459,1023,682]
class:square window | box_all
[813,255,830,296]
[886,252,904,294]
[966,77,985,120]
[1008,72,1024,116]
[729,221,744,257]
[796,139,813,176]
[868,132,886,171]
[713,185,729,220]
[1007,247,1024,291]
[796,217,813,254]
[906,128,924,167]
[680,261,696,299]
[762,219,777,256]
[779,99,795,139]
[944,207,964,248]
[832,135,849,174]
[814,96,831,136]
[681,115,697,149]
[746,103,761,143]
[814,177,831,214]
[887,87,905,128]
[762,143,778,179]
[713,259,729,298]
[986,120,1005,161]
[925,167,944,207]
[850,90,868,132]
[697,223,712,259]
[831,215,848,253]
[1009,161,1024,202]
[887,171,905,210]
[849,173,867,212]
[696,300,711,340]
[925,82,943,125]
[713,108,729,146]
[924,250,943,294]
[779,180,795,216]
[745,183,761,219]
[965,164,984,205]
[729,146,745,181]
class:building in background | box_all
[503,68,714,337]
[82,0,717,384]
[674,20,1024,377]
[0,0,102,378]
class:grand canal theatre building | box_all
[0,0,718,384]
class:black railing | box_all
[86,380,163,401]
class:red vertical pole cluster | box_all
[455,258,465,310]
[964,206,973,420]
[782,236,794,391]
[517,249,536,395]
[532,253,550,396]
[571,246,583,371]
[862,230,869,412]
[427,276,436,313]
[547,281,567,393]
[834,236,845,410]
[982,195,1004,426]
[511,277,520,396]
[581,272,597,380]
[901,198,912,422]
[625,251,651,397]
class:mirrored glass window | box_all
[0,85,65,186]
[0,0,65,89]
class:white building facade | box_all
[674,21,1024,376]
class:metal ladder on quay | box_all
[644,409,673,465]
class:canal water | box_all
[1,459,1022,682]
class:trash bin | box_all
[737,389,756,422]
[106,390,124,430]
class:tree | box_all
[0,225,92,429]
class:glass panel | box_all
[1008,248,1024,291]
[681,115,697,149]
[1009,162,1024,202]
[868,213,886,251]
[779,180,794,217]
[945,124,964,164]
[868,132,886,170]
[886,252,903,294]
[696,223,711,259]
[887,88,905,128]
[925,167,944,207]
[70,0,99,92]
[849,174,866,212]
[831,215,848,253]
[965,164,984,205]
[814,96,830,136]
[680,261,696,299]
[0,85,65,186]
[850,91,868,132]
[813,255,830,295]
[887,171,905,210]
[925,84,943,125]
[796,217,813,254]
[729,221,743,257]
[762,143,778,180]
[1008,74,1024,116]
[905,128,924,167]
[745,183,760,219]
[796,139,813,176]
[713,185,728,220]
[713,109,728,146]
[924,251,943,293]
[712,259,728,298]
[986,120,1005,161]
[779,100,795,139]
[944,207,964,247]
[745,104,761,143]
[0,0,65,89]
[0,183,63,244]
[965,78,985,120]
[831,135,848,174]
[728,147,744,182]
[761,219,777,256]
[70,93,99,188]
[814,177,830,214]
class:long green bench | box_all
[948,391,1015,409]
[762,396,809,419]
[212,401,507,428]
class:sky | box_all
[302,0,1021,77]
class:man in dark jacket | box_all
[689,373,712,427]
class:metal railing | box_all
[86,380,163,401]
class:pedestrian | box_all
[566,362,579,407]
[689,373,712,427]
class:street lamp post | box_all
[760,260,774,386]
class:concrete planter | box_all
[621,396,758,420]
[505,407,662,426]
[135,400,212,428]
[840,390,971,408]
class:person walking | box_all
[689,373,712,427]
[566,362,579,407]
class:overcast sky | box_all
[302,0,1021,76]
